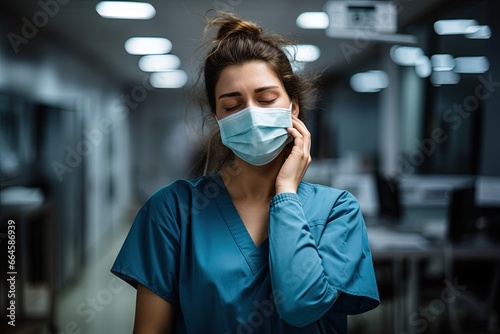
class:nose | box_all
[244,100,258,109]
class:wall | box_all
[480,0,500,176]
[0,16,131,287]
[321,81,380,160]
[129,89,203,202]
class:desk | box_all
[368,225,500,334]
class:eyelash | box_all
[224,105,240,112]
[260,98,277,105]
[224,99,277,112]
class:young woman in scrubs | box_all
[112,12,380,334]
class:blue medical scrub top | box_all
[111,173,379,333]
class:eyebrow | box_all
[218,85,280,100]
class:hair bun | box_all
[210,13,263,41]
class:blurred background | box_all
[0,0,499,333]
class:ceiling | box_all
[3,0,453,89]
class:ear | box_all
[291,98,299,117]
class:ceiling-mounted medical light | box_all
[150,70,188,88]
[431,54,455,71]
[430,71,460,85]
[296,12,329,29]
[139,55,181,72]
[96,1,155,19]
[284,44,321,62]
[465,25,491,39]
[415,55,432,78]
[434,19,478,35]
[125,37,172,55]
[350,70,389,93]
[454,56,489,74]
[390,46,424,66]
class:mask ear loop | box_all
[203,118,220,176]
[203,137,211,176]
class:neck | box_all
[220,154,285,202]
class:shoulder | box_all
[141,175,215,212]
[298,181,360,209]
[298,181,363,228]
[151,175,212,198]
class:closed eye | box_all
[224,104,241,112]
[259,98,277,105]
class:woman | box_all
[112,12,380,334]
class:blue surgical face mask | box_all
[217,102,293,166]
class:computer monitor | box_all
[475,176,500,241]
[447,184,478,242]
[375,172,402,222]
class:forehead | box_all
[215,61,284,95]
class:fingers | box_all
[275,117,311,194]
[288,116,311,154]
[286,119,312,181]
[290,116,310,141]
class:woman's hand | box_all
[275,115,312,194]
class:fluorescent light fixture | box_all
[465,25,491,39]
[454,56,489,74]
[434,19,478,35]
[350,70,389,93]
[390,46,424,66]
[284,44,321,62]
[139,55,181,72]
[150,70,188,88]
[415,55,432,78]
[96,1,155,19]
[296,12,329,29]
[430,71,460,85]
[125,37,172,55]
[431,54,455,71]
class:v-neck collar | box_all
[211,173,269,275]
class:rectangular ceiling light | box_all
[296,12,329,29]
[465,25,491,39]
[390,46,424,66]
[431,54,455,71]
[454,56,489,74]
[434,19,478,35]
[150,70,188,89]
[283,44,321,62]
[350,70,389,93]
[96,1,156,20]
[125,37,172,55]
[139,55,181,72]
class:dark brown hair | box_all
[193,12,318,175]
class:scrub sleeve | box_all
[269,190,379,327]
[111,189,180,306]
